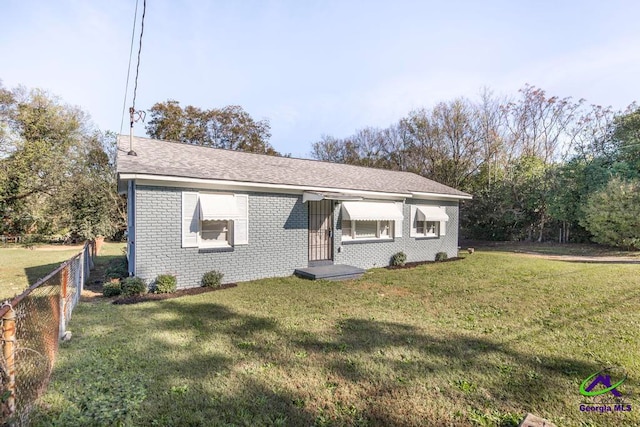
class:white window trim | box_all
[341,220,394,242]
[410,205,447,238]
[182,191,249,248]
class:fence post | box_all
[59,265,68,340]
[88,241,95,270]
[2,304,17,417]
[78,248,85,292]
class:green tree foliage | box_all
[0,83,124,239]
[66,132,124,239]
[581,178,640,249]
[611,107,640,173]
[146,100,279,155]
[312,85,638,245]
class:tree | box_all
[581,177,640,250]
[64,131,125,240]
[0,83,122,239]
[311,84,638,245]
[1,86,86,234]
[146,100,278,155]
[610,107,640,173]
[401,98,485,190]
[502,85,583,164]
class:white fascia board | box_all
[410,191,473,201]
[118,173,413,199]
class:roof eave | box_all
[118,173,413,198]
[409,191,473,201]
[118,173,473,200]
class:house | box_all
[116,136,472,287]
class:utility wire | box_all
[132,0,147,112]
[119,0,139,135]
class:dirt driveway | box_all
[511,251,640,264]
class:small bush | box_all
[154,274,177,294]
[391,251,407,266]
[201,270,224,288]
[435,252,448,261]
[105,257,128,281]
[121,277,147,296]
[103,281,122,297]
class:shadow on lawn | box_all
[23,252,122,289]
[40,299,633,426]
[24,262,67,286]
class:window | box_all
[416,221,438,237]
[182,192,248,248]
[341,220,394,241]
[410,205,448,238]
[200,220,232,247]
[340,201,403,242]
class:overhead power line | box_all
[132,0,146,111]
[127,0,147,156]
[119,0,139,135]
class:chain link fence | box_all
[0,241,95,425]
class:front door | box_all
[308,200,333,263]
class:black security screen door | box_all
[308,200,333,262]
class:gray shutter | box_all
[439,206,447,237]
[234,194,249,245]
[409,205,417,237]
[182,192,199,248]
[394,202,403,237]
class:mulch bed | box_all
[112,283,237,305]
[385,257,464,270]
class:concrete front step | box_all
[294,264,365,281]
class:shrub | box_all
[435,252,448,261]
[581,177,640,250]
[105,257,128,281]
[154,274,177,294]
[121,277,147,296]
[391,251,407,266]
[201,270,224,288]
[102,281,122,297]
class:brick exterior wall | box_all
[333,199,459,268]
[134,185,307,288]
[132,184,460,288]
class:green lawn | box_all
[0,244,84,300]
[0,242,124,300]
[33,251,639,426]
[464,241,640,258]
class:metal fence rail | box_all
[0,241,94,425]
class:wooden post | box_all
[2,305,17,416]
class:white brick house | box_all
[117,136,471,287]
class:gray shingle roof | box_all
[116,135,471,198]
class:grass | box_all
[0,242,125,300]
[32,249,640,426]
[464,240,640,258]
[0,244,83,300]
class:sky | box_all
[2,0,639,157]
